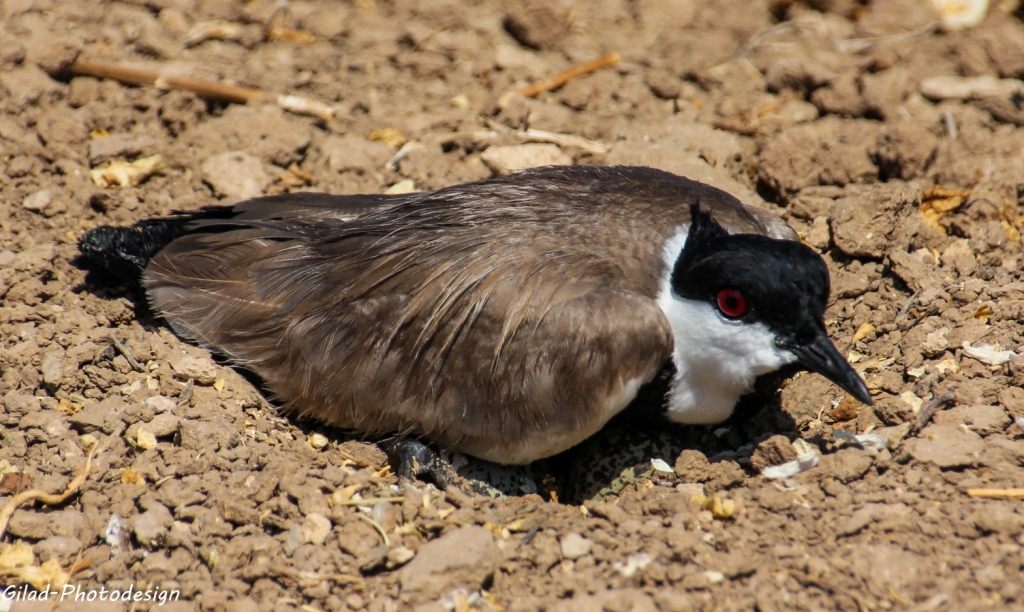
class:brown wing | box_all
[145,222,673,463]
[143,165,789,463]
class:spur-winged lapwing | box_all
[79,165,870,483]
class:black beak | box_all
[789,332,873,406]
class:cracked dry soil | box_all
[2,0,1024,611]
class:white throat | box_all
[655,227,797,424]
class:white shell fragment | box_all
[962,342,1017,366]
[839,433,888,452]
[650,458,674,473]
[761,439,820,480]
[929,0,988,30]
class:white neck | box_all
[655,227,796,424]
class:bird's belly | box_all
[450,375,646,464]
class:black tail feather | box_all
[78,218,197,283]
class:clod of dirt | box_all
[201,152,270,199]
[398,525,500,601]
[749,435,798,472]
[169,354,218,385]
[829,182,922,259]
[816,447,874,483]
[480,144,571,176]
[907,424,985,468]
[133,503,173,547]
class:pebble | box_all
[201,151,270,199]
[283,524,304,556]
[146,413,181,437]
[22,188,51,212]
[973,504,1024,537]
[170,354,219,385]
[358,544,390,573]
[40,350,64,387]
[7,509,53,539]
[143,395,176,413]
[301,513,332,545]
[559,532,593,560]
[87,133,158,165]
[134,503,173,547]
[69,396,127,434]
[807,216,831,249]
[387,545,416,568]
[480,144,571,176]
[399,526,500,600]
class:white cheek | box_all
[655,227,796,424]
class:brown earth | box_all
[3,0,1024,611]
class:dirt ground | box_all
[2,0,1024,610]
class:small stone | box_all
[40,351,64,388]
[357,544,390,573]
[283,524,304,556]
[146,413,180,437]
[68,396,127,434]
[387,545,415,569]
[201,152,269,199]
[399,526,500,600]
[675,483,704,498]
[308,433,329,450]
[836,506,877,536]
[582,500,629,526]
[559,532,593,560]
[88,133,158,165]
[653,590,696,612]
[2,392,41,416]
[134,503,173,547]
[135,428,158,450]
[22,189,51,212]
[139,550,178,583]
[480,144,571,176]
[302,513,332,545]
[807,216,831,249]
[170,355,218,385]
[921,327,950,357]
[143,395,176,413]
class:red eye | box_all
[716,289,747,318]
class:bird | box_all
[78,165,871,485]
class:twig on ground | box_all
[484,119,609,155]
[895,289,922,322]
[0,429,112,540]
[354,513,390,547]
[333,497,405,506]
[915,392,956,431]
[69,59,335,121]
[499,52,619,108]
[966,488,1024,499]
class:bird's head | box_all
[660,204,871,424]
